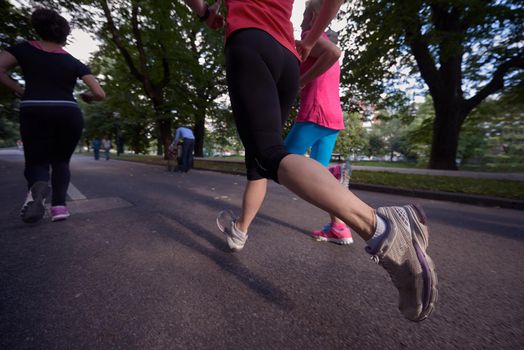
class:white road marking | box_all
[67,183,87,201]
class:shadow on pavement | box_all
[155,212,295,311]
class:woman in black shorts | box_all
[184,0,438,322]
[0,8,105,223]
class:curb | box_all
[348,183,524,210]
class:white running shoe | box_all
[368,204,438,321]
[216,210,248,252]
[20,181,49,224]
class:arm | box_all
[184,0,208,17]
[174,129,181,145]
[80,75,106,103]
[183,0,224,29]
[299,35,341,88]
[296,0,344,61]
[0,51,24,96]
[169,129,181,151]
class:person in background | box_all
[0,8,105,223]
[101,136,111,160]
[169,126,195,172]
[92,137,102,160]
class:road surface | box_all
[1,150,523,349]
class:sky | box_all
[66,1,309,62]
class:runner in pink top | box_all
[295,31,344,130]
[285,4,352,244]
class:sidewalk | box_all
[195,157,524,210]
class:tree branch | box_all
[432,3,465,103]
[407,28,443,98]
[465,55,524,115]
[130,3,149,79]
[159,42,171,89]
[99,0,144,83]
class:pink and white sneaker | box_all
[328,163,350,188]
[312,222,354,245]
[51,206,70,222]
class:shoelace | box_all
[370,255,380,264]
[230,220,247,242]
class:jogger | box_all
[0,8,105,223]
[184,0,438,321]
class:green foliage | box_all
[351,171,524,199]
[402,83,524,167]
[460,81,524,165]
[334,112,368,156]
[203,107,242,156]
[0,0,34,146]
[340,0,523,104]
[339,0,524,168]
[40,0,229,156]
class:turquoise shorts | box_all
[284,122,340,167]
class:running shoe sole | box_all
[312,235,354,245]
[21,181,49,224]
[408,204,438,321]
[51,213,70,222]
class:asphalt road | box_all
[1,150,523,350]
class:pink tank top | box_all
[225,0,300,60]
[296,32,344,130]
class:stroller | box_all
[167,141,183,172]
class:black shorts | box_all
[225,29,300,182]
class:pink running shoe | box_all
[328,164,342,181]
[328,163,350,188]
[312,222,354,245]
[51,206,70,222]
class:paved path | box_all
[1,152,523,349]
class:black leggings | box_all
[225,29,300,182]
[19,106,83,205]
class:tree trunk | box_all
[158,118,172,160]
[193,117,205,157]
[152,99,172,160]
[156,137,162,156]
[429,101,464,170]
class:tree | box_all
[42,0,227,158]
[340,0,524,169]
[333,112,368,157]
[0,0,33,146]
[461,80,524,167]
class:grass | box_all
[95,153,523,200]
[352,161,424,169]
[351,171,524,200]
[352,160,524,172]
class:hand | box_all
[298,76,307,90]
[295,39,314,61]
[206,0,224,29]
[80,92,94,103]
[14,89,24,98]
